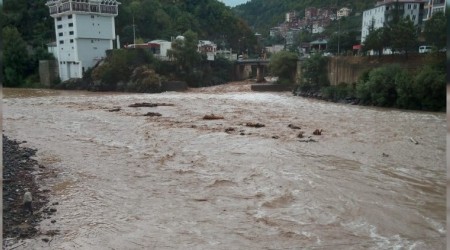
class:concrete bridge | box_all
[234,59,269,82]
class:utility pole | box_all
[133,15,136,46]
[338,16,341,55]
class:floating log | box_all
[129,102,157,107]
[143,112,162,117]
[203,114,224,120]
[409,137,419,144]
[288,124,301,129]
[245,122,265,128]
[108,108,121,112]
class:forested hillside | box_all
[233,0,376,33]
[1,0,256,86]
[1,0,256,50]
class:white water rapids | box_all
[2,85,446,249]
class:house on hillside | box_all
[361,0,427,43]
[198,40,217,61]
[337,7,352,19]
[148,40,172,60]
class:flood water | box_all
[3,85,446,249]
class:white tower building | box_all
[46,0,120,81]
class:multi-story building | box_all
[46,0,120,81]
[361,0,426,43]
[424,0,446,20]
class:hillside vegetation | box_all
[1,0,257,86]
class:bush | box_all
[413,66,446,111]
[126,65,163,93]
[356,65,403,107]
[90,49,155,91]
[322,83,354,102]
[269,51,298,83]
[395,70,419,109]
[299,53,329,92]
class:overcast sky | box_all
[219,0,249,7]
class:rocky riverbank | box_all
[3,136,58,246]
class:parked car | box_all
[418,45,432,54]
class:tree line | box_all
[56,29,234,92]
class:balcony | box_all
[48,0,119,16]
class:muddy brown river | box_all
[2,84,446,249]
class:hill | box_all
[233,0,376,34]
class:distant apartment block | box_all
[424,0,446,20]
[361,0,426,43]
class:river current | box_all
[2,86,446,249]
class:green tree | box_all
[299,53,329,91]
[2,26,30,86]
[423,12,446,49]
[269,51,298,84]
[167,30,203,86]
[413,66,446,111]
[394,70,418,109]
[390,17,417,56]
[363,21,390,56]
[356,65,402,107]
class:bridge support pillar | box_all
[256,65,266,83]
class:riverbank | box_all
[3,136,59,248]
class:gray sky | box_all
[219,0,249,7]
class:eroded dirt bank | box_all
[3,84,446,249]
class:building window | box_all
[91,39,94,43]
[57,17,62,21]
[70,39,74,43]
[59,40,64,44]
[91,15,95,18]
[68,14,73,19]
[68,23,73,27]
[69,31,74,35]
[59,32,63,36]
[57,24,63,29]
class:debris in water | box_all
[382,153,389,157]
[409,137,419,144]
[297,131,305,138]
[299,138,317,143]
[143,112,162,117]
[272,136,279,139]
[288,124,301,129]
[203,114,224,120]
[225,127,235,133]
[129,102,157,107]
[313,129,323,135]
[245,122,265,128]
[129,102,174,108]
[108,107,121,112]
